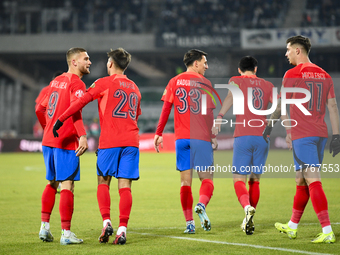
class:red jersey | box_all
[229,75,274,137]
[59,74,141,149]
[161,71,215,142]
[283,63,335,140]
[35,86,50,105]
[35,73,87,150]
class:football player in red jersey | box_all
[213,56,279,235]
[154,49,217,234]
[53,48,141,245]
[263,35,339,243]
[35,48,91,244]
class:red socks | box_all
[119,187,132,227]
[97,184,111,221]
[234,181,250,208]
[309,181,330,228]
[198,179,214,206]
[290,185,309,224]
[59,189,74,230]
[180,186,193,221]
[248,181,260,209]
[41,184,57,222]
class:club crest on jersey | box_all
[90,83,95,88]
[75,90,84,98]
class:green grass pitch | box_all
[0,151,339,254]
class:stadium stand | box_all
[302,0,340,27]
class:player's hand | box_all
[286,133,292,150]
[53,119,64,138]
[75,135,88,157]
[154,135,163,153]
[330,134,340,157]
[262,126,272,143]
[212,117,223,135]
[211,138,218,150]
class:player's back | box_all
[90,74,141,149]
[163,71,215,142]
[42,73,85,150]
[230,75,274,137]
[284,63,334,140]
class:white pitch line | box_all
[130,232,334,255]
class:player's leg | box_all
[248,173,260,209]
[97,175,113,243]
[232,136,255,235]
[39,146,58,242]
[55,148,83,245]
[194,139,214,231]
[176,139,195,233]
[303,168,335,243]
[113,146,139,244]
[249,136,268,209]
[275,170,306,239]
[96,148,116,243]
[302,137,335,243]
[180,169,195,233]
[113,178,132,245]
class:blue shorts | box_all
[42,146,80,181]
[292,137,327,171]
[96,147,139,180]
[232,136,270,175]
[175,139,213,171]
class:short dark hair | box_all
[183,49,207,67]
[286,35,311,54]
[107,48,131,70]
[66,47,87,64]
[238,56,258,72]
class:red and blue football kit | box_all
[36,72,87,150]
[229,75,274,175]
[156,71,215,171]
[283,63,335,171]
[283,62,335,141]
[59,74,142,179]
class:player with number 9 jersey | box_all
[37,72,87,150]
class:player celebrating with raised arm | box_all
[263,35,340,243]
[53,48,141,245]
[35,47,91,245]
[213,56,279,235]
[154,49,217,234]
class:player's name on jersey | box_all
[176,79,203,87]
[51,81,67,89]
[301,72,326,80]
[119,81,135,90]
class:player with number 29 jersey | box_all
[58,74,141,149]
[37,72,87,150]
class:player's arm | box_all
[327,97,340,157]
[280,113,292,150]
[263,98,282,143]
[53,93,93,137]
[154,100,172,153]
[212,90,233,135]
[35,94,48,129]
